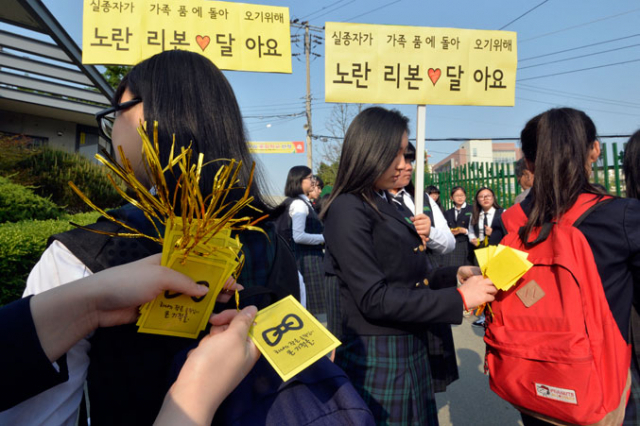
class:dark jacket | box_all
[323,193,463,337]
[444,204,473,242]
[472,208,506,247]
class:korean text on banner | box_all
[248,141,305,154]
[82,0,291,73]
[325,22,517,106]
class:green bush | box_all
[0,176,63,223]
[0,212,100,306]
[14,148,126,214]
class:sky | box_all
[4,0,640,195]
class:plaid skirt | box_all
[335,333,438,426]
[324,275,341,340]
[439,240,471,268]
[296,246,325,316]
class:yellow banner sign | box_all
[248,141,305,154]
[82,0,291,73]
[325,22,517,106]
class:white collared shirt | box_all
[391,189,455,255]
[288,194,324,246]
[454,202,468,220]
[468,207,496,242]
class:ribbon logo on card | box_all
[262,314,304,346]
[164,281,209,302]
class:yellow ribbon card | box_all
[249,295,341,382]
[475,244,533,291]
[325,22,517,106]
[137,218,243,338]
[82,0,292,73]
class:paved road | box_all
[436,315,524,426]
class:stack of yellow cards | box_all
[137,218,243,339]
[249,296,341,382]
[475,244,533,291]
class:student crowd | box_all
[1,50,639,426]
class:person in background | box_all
[426,185,444,213]
[309,175,325,214]
[442,186,473,267]
[387,142,459,392]
[321,106,497,424]
[389,148,455,259]
[514,158,534,204]
[468,186,505,328]
[621,129,640,424]
[285,166,326,317]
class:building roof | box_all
[0,0,113,127]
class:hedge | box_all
[0,212,100,306]
[0,176,63,223]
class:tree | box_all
[102,66,132,90]
[316,103,364,185]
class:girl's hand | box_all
[470,238,479,247]
[411,214,431,246]
[484,225,493,236]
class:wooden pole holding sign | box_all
[414,105,426,216]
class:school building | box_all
[0,0,113,159]
[431,139,522,173]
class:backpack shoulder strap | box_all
[559,193,614,227]
[501,203,527,234]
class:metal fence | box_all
[424,142,626,211]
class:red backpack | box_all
[485,194,631,425]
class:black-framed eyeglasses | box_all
[95,98,142,143]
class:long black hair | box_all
[284,166,312,198]
[471,187,501,226]
[114,50,272,213]
[320,107,409,218]
[520,108,606,241]
[623,130,640,199]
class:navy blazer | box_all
[444,205,473,242]
[472,208,505,247]
[323,193,463,336]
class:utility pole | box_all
[291,20,323,169]
[304,23,313,168]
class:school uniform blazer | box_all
[444,205,473,242]
[323,193,463,336]
[0,296,69,411]
[472,208,506,247]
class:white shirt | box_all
[392,189,455,255]
[0,241,91,426]
[289,194,324,246]
[454,202,468,221]
[468,207,496,242]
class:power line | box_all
[518,57,640,81]
[515,96,640,118]
[312,0,357,21]
[313,133,632,142]
[520,7,640,43]
[299,0,348,20]
[498,0,550,30]
[243,111,305,119]
[517,83,640,108]
[519,33,640,62]
[344,0,402,22]
[518,42,640,70]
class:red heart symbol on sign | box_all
[196,35,210,51]
[428,68,441,86]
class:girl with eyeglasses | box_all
[282,165,325,317]
[468,187,505,249]
[2,50,304,425]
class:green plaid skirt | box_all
[335,333,438,426]
[296,246,325,316]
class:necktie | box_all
[483,212,489,229]
[482,212,489,245]
[455,209,460,221]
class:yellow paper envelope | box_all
[485,247,532,291]
[138,254,232,338]
[249,296,341,382]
